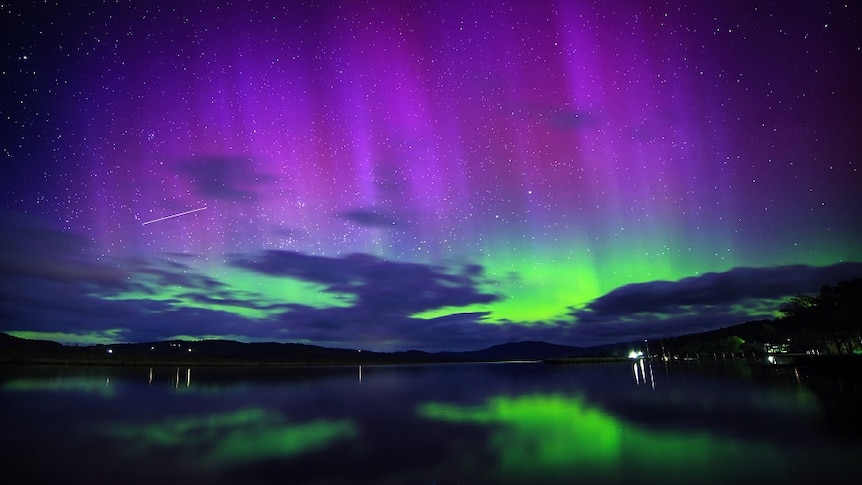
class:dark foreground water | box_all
[1,360,860,484]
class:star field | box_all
[1,0,861,351]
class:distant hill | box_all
[0,333,596,365]
[0,332,66,359]
[436,341,600,361]
[2,321,800,366]
[656,319,783,356]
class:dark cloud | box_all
[230,250,352,283]
[222,250,513,350]
[568,262,862,344]
[0,213,128,289]
[0,217,504,350]
[579,263,862,317]
[228,247,743,351]
[229,250,498,315]
[4,212,861,351]
[340,208,398,228]
[179,155,272,201]
[0,214,248,342]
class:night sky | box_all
[2,0,861,351]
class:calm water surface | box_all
[1,361,859,484]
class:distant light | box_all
[628,350,643,359]
[107,348,113,354]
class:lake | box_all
[1,360,859,484]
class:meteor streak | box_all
[142,207,207,225]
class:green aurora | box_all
[105,407,357,467]
[418,393,791,483]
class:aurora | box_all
[1,0,860,351]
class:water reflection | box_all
[419,393,786,483]
[171,367,191,388]
[2,366,198,392]
[1,362,859,484]
[632,357,656,389]
[1,369,117,396]
[105,407,357,467]
[2,375,116,396]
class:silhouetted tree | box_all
[777,278,862,354]
[778,294,818,319]
[817,279,862,354]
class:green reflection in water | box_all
[2,377,116,397]
[419,394,784,483]
[107,407,357,466]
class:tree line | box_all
[778,278,862,355]
[657,277,862,358]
